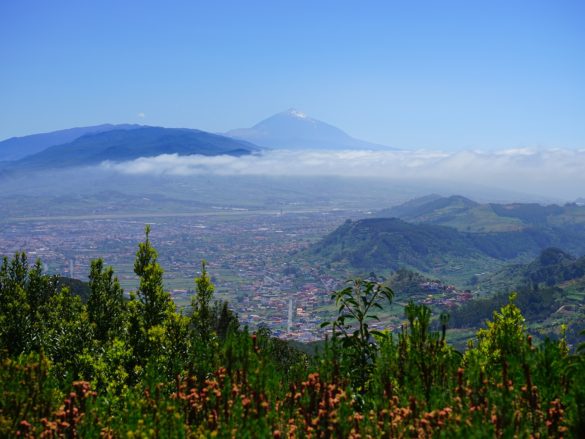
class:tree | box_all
[88,258,126,343]
[212,300,239,340]
[399,302,456,406]
[190,260,214,340]
[126,226,175,378]
[0,254,34,356]
[464,293,529,374]
[133,225,173,330]
[0,253,60,356]
[43,287,92,381]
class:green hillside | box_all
[310,218,482,266]
[473,247,585,292]
[450,248,585,344]
[306,217,585,283]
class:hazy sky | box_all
[1,0,584,150]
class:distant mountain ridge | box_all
[379,195,479,224]
[376,195,585,232]
[226,108,395,151]
[0,124,142,161]
[6,127,261,171]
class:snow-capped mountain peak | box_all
[225,109,396,151]
[287,108,308,119]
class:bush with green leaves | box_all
[321,278,393,391]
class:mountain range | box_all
[0,110,395,172]
[0,124,142,162]
[7,127,260,171]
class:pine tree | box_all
[133,225,173,330]
[190,260,214,340]
[126,225,175,374]
[88,258,126,343]
[0,253,59,355]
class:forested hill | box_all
[376,194,585,233]
[449,248,585,342]
[306,217,585,276]
[475,247,585,292]
[308,218,486,273]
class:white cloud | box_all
[100,148,585,200]
[137,112,146,119]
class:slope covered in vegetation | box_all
[1,228,585,437]
[308,217,580,274]
[449,248,585,344]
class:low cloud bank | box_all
[101,148,585,200]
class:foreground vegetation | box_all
[1,227,585,437]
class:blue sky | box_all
[1,0,584,150]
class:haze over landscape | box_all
[2,1,585,437]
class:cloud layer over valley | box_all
[101,148,585,201]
